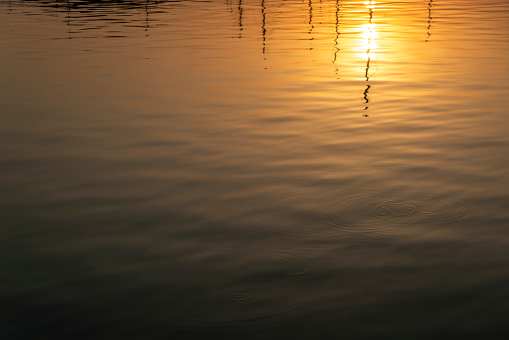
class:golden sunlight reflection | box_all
[364,0,376,9]
[361,0,377,59]
[361,23,377,56]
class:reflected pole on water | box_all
[238,0,243,38]
[308,0,314,50]
[226,0,233,13]
[261,0,266,57]
[363,0,375,114]
[426,0,433,42]
[66,0,72,39]
[145,0,150,37]
[333,0,342,77]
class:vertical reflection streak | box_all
[308,0,314,50]
[333,0,342,76]
[238,0,243,38]
[363,84,371,111]
[426,0,433,42]
[145,0,150,36]
[363,0,375,114]
[365,56,370,81]
[66,0,71,39]
[261,0,266,56]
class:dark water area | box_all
[1,0,509,339]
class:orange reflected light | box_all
[361,23,377,57]
[364,0,376,9]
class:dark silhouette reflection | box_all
[363,84,370,113]
[225,0,234,13]
[66,0,73,39]
[333,0,342,76]
[363,0,375,113]
[145,0,151,36]
[21,0,168,9]
[261,0,266,56]
[426,0,433,42]
[238,0,243,38]
[308,0,314,50]
[12,0,173,38]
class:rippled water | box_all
[1,0,509,338]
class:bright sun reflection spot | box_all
[361,23,377,56]
[364,0,376,9]
[359,0,378,59]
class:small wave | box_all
[169,251,313,326]
[325,189,466,229]
[242,187,466,236]
[229,292,253,302]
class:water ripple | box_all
[170,251,314,325]
[329,190,467,227]
[243,187,467,236]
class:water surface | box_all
[1,0,509,338]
